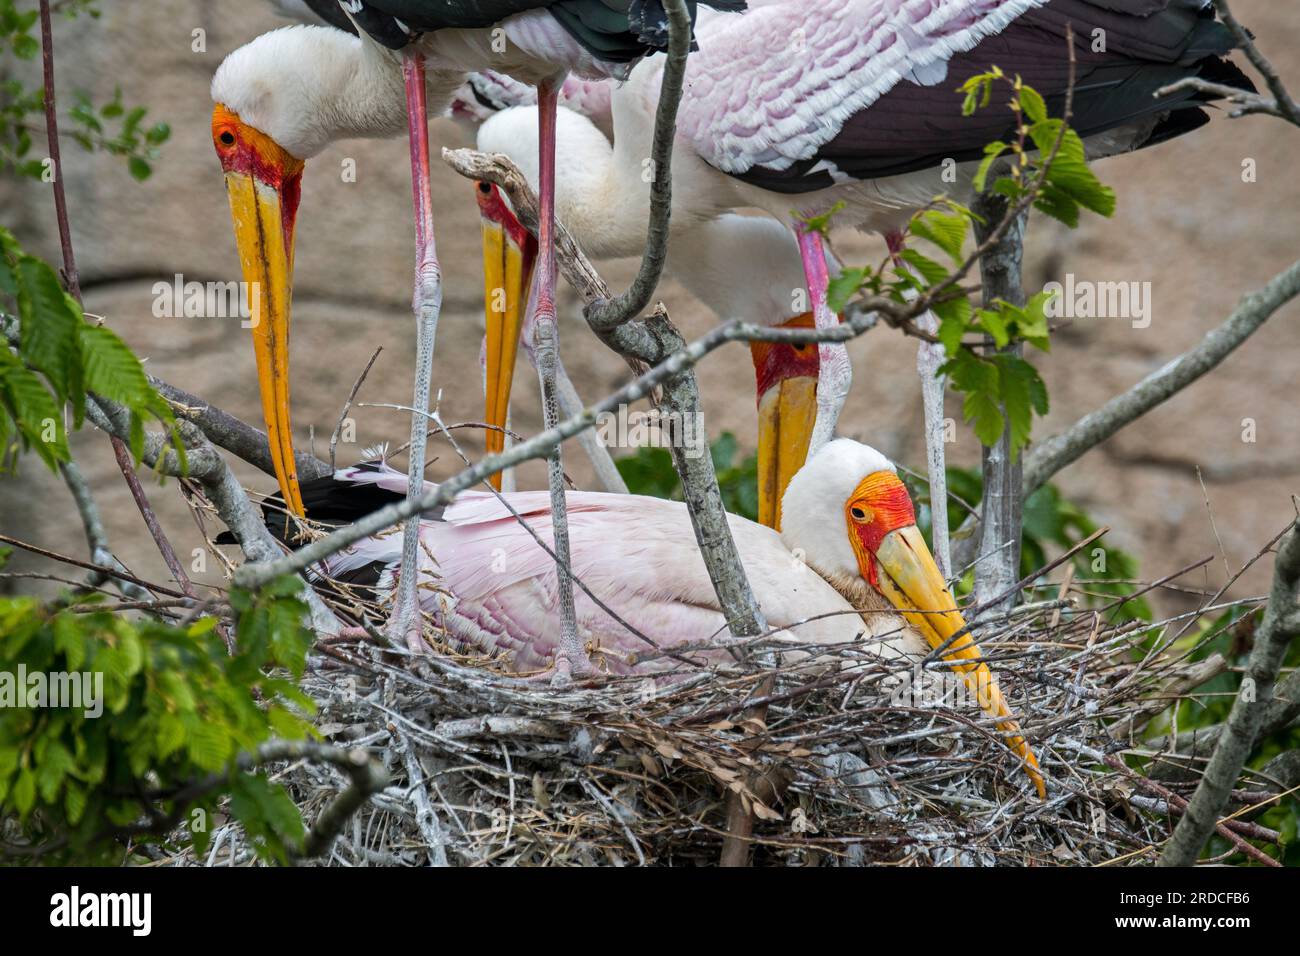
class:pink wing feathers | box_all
[427,488,865,675]
[674,0,1049,175]
[309,461,866,676]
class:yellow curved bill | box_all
[874,525,1046,798]
[223,170,304,517]
[480,191,536,490]
[756,376,818,530]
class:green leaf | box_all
[0,349,67,469]
[37,739,75,803]
[229,772,306,863]
[64,781,87,825]
[973,141,1010,193]
[1018,291,1054,352]
[1029,122,1117,219]
[12,768,36,817]
[827,266,869,314]
[15,255,84,409]
[12,33,38,59]
[53,614,86,670]
[186,721,232,772]
[145,122,171,146]
[992,354,1049,459]
[0,254,16,297]
[1019,86,1049,125]
[964,391,1005,447]
[977,308,1010,349]
[796,201,845,236]
[932,294,974,355]
[79,323,168,421]
[909,210,968,263]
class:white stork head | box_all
[211,25,407,159]
[208,25,416,515]
[781,439,1045,797]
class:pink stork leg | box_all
[795,226,851,454]
[887,230,951,581]
[534,79,589,683]
[388,52,444,653]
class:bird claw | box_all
[518,646,599,687]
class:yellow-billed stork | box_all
[256,437,1047,797]
[470,0,1251,538]
[211,1,743,516]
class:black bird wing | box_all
[688,0,1254,194]
[309,0,745,60]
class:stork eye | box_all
[478,182,492,194]
[850,506,869,522]
[218,130,236,147]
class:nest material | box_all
[164,590,1216,867]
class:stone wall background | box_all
[1,0,1297,618]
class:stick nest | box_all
[172,589,1216,867]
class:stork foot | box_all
[517,645,598,686]
[550,644,598,686]
[404,624,427,657]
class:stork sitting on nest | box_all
[239,437,1047,797]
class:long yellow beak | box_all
[478,183,536,490]
[756,377,818,530]
[873,525,1046,798]
[752,314,820,530]
[223,167,304,518]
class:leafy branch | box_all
[0,228,176,471]
[827,59,1115,460]
[0,576,331,865]
[0,0,170,180]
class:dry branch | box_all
[951,257,1300,571]
[38,0,197,599]
[584,0,691,332]
[81,392,341,635]
[1158,522,1300,866]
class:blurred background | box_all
[1,0,1297,620]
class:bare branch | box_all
[330,346,382,471]
[38,0,196,595]
[151,377,333,483]
[57,461,152,601]
[1158,521,1300,866]
[583,0,692,332]
[83,393,341,635]
[952,256,1300,571]
[971,189,1028,616]
[1155,0,1300,127]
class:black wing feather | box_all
[325,0,744,60]
[733,0,1255,194]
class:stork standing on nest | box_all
[471,0,1252,571]
[211,0,742,659]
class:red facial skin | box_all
[477,182,538,260]
[750,312,820,407]
[848,472,917,587]
[212,104,305,252]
